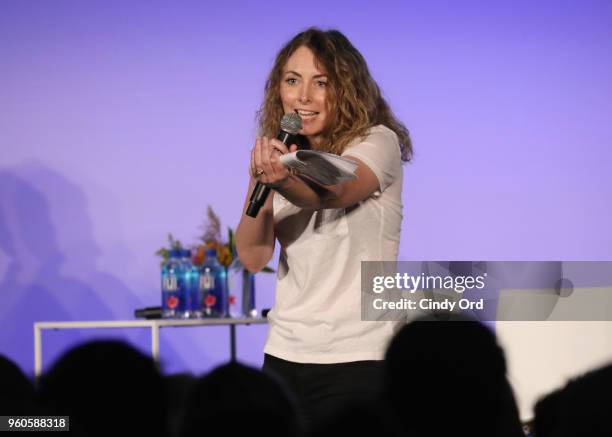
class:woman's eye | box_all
[317,80,327,87]
[286,78,298,85]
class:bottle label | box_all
[163,275,178,292]
[200,274,215,290]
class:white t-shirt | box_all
[264,125,404,364]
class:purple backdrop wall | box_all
[1,0,611,377]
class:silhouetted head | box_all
[535,363,612,437]
[533,387,564,437]
[180,362,300,437]
[384,313,522,437]
[38,340,166,437]
[0,354,36,415]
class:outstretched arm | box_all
[235,136,316,272]
[236,136,382,271]
[275,154,380,209]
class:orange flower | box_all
[191,253,203,266]
[217,245,233,267]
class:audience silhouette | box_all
[1,316,610,437]
[0,354,37,415]
[534,363,612,437]
[163,373,196,437]
[37,340,166,437]
[179,361,300,437]
[384,313,524,437]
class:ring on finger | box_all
[255,168,265,176]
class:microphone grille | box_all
[280,112,302,134]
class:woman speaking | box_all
[235,27,412,425]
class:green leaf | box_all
[228,227,236,255]
[165,233,183,251]
[155,247,169,258]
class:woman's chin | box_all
[301,126,323,137]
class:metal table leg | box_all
[151,324,160,368]
[34,325,42,378]
[230,324,236,362]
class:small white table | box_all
[33,317,268,377]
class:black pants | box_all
[262,353,383,428]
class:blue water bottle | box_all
[161,250,183,318]
[199,248,228,318]
[178,249,198,319]
[184,249,202,318]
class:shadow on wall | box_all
[0,163,188,376]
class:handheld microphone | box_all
[246,113,302,218]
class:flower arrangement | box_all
[155,206,274,273]
[154,233,185,266]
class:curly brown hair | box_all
[257,28,412,162]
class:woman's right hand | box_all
[250,136,298,188]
